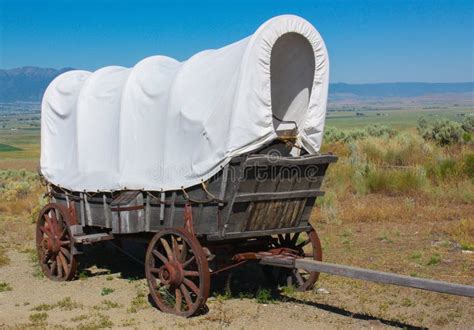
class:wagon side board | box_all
[51,153,338,240]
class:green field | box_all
[326,107,473,129]
[0,144,23,152]
[0,112,41,168]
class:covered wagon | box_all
[37,15,337,316]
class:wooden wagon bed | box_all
[36,145,340,316]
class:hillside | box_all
[0,67,73,102]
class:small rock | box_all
[462,250,474,254]
[317,288,330,294]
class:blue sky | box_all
[0,0,472,83]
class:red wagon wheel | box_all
[264,227,322,291]
[145,228,210,317]
[36,203,78,281]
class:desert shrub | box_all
[418,118,464,145]
[316,190,340,224]
[463,132,472,142]
[320,161,352,193]
[461,116,474,132]
[357,133,432,167]
[359,141,384,165]
[366,124,395,138]
[346,143,370,194]
[464,153,474,179]
[0,169,39,201]
[425,154,469,181]
[428,158,459,179]
[323,126,346,143]
[438,158,459,178]
[324,124,395,144]
[364,166,427,194]
[30,195,48,223]
[345,129,368,142]
[323,126,364,143]
[417,116,429,131]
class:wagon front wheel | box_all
[264,228,322,291]
[36,203,78,281]
[145,228,210,317]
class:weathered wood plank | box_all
[288,259,474,298]
[169,191,177,227]
[207,225,312,241]
[235,189,324,203]
[244,154,338,167]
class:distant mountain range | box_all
[0,66,472,102]
[330,82,473,98]
[0,67,75,102]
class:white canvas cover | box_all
[40,15,329,191]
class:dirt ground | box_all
[1,216,473,329]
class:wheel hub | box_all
[42,236,60,254]
[158,262,183,287]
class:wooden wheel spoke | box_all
[290,232,300,246]
[160,238,174,261]
[50,260,57,275]
[277,234,285,245]
[60,240,70,246]
[171,236,180,260]
[183,270,199,277]
[296,239,310,249]
[44,252,52,263]
[44,213,54,232]
[294,270,305,285]
[284,233,291,243]
[179,241,188,263]
[59,252,69,274]
[152,250,168,264]
[150,267,161,274]
[40,226,53,238]
[182,256,195,269]
[175,288,182,312]
[56,256,63,278]
[59,247,71,261]
[51,210,60,233]
[60,227,67,239]
[182,278,200,295]
[180,284,193,309]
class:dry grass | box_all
[317,131,474,233]
[0,159,38,171]
[449,218,474,251]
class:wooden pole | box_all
[261,257,474,298]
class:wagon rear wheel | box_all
[36,203,78,281]
[145,228,210,317]
[264,228,322,291]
